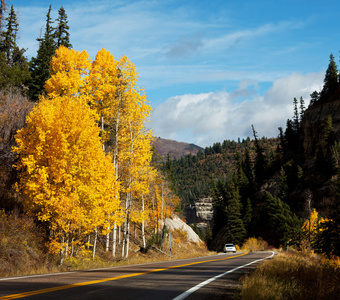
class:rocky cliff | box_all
[185,197,214,230]
[302,89,340,159]
[295,91,340,216]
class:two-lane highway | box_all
[0,251,274,300]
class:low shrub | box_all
[241,237,269,252]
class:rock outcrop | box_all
[302,92,340,158]
[185,197,213,230]
[165,216,202,243]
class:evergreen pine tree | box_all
[316,174,340,256]
[242,148,254,187]
[299,96,305,122]
[324,116,337,175]
[0,5,18,65]
[321,53,339,98]
[54,6,72,48]
[309,90,320,106]
[28,5,57,100]
[224,182,246,246]
[0,4,30,91]
[0,0,8,33]
[211,179,228,237]
[243,198,252,231]
[265,192,302,246]
[252,125,267,186]
[293,97,299,132]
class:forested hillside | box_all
[163,137,278,205]
[164,54,340,257]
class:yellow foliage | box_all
[242,237,269,251]
[45,46,92,99]
[13,95,120,252]
[301,208,330,254]
[14,45,180,260]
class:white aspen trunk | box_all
[160,182,164,246]
[87,235,91,250]
[161,181,164,228]
[101,115,105,152]
[142,194,146,249]
[65,235,69,260]
[106,226,110,252]
[113,93,121,181]
[65,223,70,260]
[112,222,117,257]
[119,226,121,244]
[122,219,126,257]
[60,235,65,265]
[125,221,130,259]
[92,228,98,261]
[122,194,130,258]
[71,237,74,256]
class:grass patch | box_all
[239,252,340,300]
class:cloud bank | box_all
[150,71,324,147]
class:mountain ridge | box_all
[152,137,204,160]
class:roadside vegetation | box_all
[0,211,209,277]
[240,251,340,300]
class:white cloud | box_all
[150,71,324,147]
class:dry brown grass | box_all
[0,210,59,277]
[0,212,212,277]
[239,251,340,300]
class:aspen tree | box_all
[45,45,91,99]
[13,94,119,263]
[88,49,153,258]
[41,46,168,258]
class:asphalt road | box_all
[0,251,274,300]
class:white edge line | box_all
[172,251,275,300]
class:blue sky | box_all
[9,0,339,147]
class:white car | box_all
[223,243,236,253]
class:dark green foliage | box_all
[242,198,252,230]
[316,220,340,257]
[28,5,56,100]
[309,90,320,106]
[293,97,299,132]
[225,183,246,245]
[321,53,339,99]
[315,173,340,256]
[315,117,338,177]
[265,192,303,246]
[164,153,177,193]
[211,179,246,247]
[0,5,30,92]
[54,6,72,48]
[252,125,268,186]
[28,5,72,101]
[0,5,17,64]
[0,1,7,32]
[299,96,305,121]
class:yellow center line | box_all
[0,252,249,299]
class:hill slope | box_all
[153,137,204,160]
